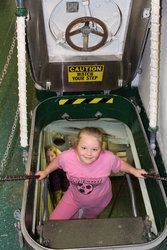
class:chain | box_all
[0,105,19,175]
[0,174,39,181]
[0,30,19,175]
[0,31,17,87]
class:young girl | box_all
[45,145,69,205]
[37,127,147,220]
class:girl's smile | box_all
[76,133,102,164]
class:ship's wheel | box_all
[65,16,108,52]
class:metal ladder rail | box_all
[126,173,137,217]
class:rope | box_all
[16,15,28,147]
[149,0,160,130]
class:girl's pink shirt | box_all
[56,148,122,206]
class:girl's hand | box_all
[120,161,147,178]
[134,169,147,178]
[35,170,48,180]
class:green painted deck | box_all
[0,1,37,249]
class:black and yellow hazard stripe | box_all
[59,97,113,105]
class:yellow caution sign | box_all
[68,65,104,82]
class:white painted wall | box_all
[134,0,167,170]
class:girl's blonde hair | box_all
[76,127,103,148]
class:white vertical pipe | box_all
[149,0,160,130]
[82,0,91,16]
[16,15,28,147]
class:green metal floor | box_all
[0,1,37,249]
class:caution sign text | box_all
[68,65,104,82]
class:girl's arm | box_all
[36,158,59,180]
[120,160,147,178]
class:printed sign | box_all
[68,65,104,82]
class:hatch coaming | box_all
[25,0,151,93]
[21,94,167,249]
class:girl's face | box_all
[46,150,56,162]
[76,133,102,164]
